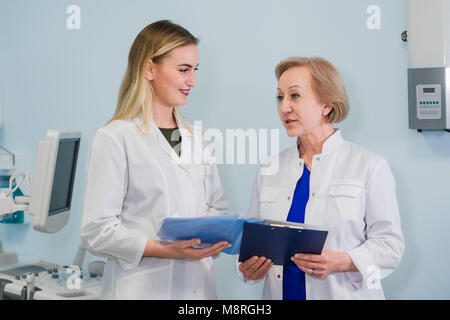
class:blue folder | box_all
[238,221,328,266]
[156,214,260,255]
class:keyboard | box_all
[0,259,102,300]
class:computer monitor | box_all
[29,131,81,233]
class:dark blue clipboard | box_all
[238,221,328,266]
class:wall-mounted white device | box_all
[407,0,450,130]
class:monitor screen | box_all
[48,138,80,216]
[31,131,81,233]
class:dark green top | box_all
[159,127,182,156]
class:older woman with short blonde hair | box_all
[238,57,405,300]
[275,57,349,123]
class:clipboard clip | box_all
[268,221,304,230]
[265,220,329,233]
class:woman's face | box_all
[277,66,331,138]
[147,43,199,108]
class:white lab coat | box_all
[80,114,229,300]
[237,130,405,299]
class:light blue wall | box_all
[1,0,449,299]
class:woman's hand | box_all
[290,250,357,279]
[239,256,273,281]
[144,238,231,260]
[168,238,231,260]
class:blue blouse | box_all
[282,166,310,300]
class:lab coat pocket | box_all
[115,261,171,299]
[329,179,364,220]
[258,187,281,219]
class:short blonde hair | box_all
[275,57,349,123]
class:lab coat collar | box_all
[173,111,193,138]
[132,111,192,137]
[295,128,343,158]
[319,128,343,155]
[132,111,195,169]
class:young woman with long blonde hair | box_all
[81,20,230,300]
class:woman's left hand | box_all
[290,250,357,279]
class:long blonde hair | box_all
[109,20,198,132]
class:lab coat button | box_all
[287,196,291,201]
[194,289,202,296]
[277,274,281,279]
[311,192,315,197]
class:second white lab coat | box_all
[238,130,405,299]
[80,114,229,299]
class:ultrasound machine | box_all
[0,131,103,299]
